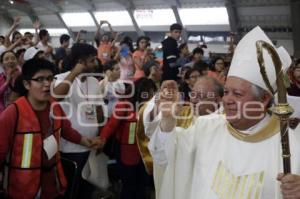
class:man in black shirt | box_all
[161,23,182,81]
[55,34,70,72]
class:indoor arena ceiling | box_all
[0,0,295,40]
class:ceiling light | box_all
[9,0,14,5]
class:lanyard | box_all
[76,78,89,102]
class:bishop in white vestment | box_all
[145,27,300,199]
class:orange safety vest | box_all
[3,96,67,199]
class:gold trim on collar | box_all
[227,115,280,142]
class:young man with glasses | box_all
[0,58,98,199]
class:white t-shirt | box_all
[37,41,53,62]
[99,78,125,118]
[55,71,104,153]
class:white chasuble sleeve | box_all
[155,120,201,199]
[143,96,162,138]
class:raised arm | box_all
[4,17,21,47]
[6,37,22,51]
[106,21,114,36]
[158,80,179,132]
[95,21,105,44]
[52,63,85,99]
[32,20,41,46]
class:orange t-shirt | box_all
[132,50,146,79]
[207,70,226,85]
[97,42,112,65]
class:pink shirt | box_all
[0,73,9,113]
[119,56,134,80]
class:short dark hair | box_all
[22,58,55,79]
[142,60,159,77]
[39,29,49,40]
[62,43,97,71]
[192,47,204,56]
[103,60,119,72]
[184,68,200,80]
[14,59,55,96]
[0,35,5,40]
[60,34,70,44]
[24,32,33,37]
[134,77,157,104]
[170,23,183,31]
[69,43,97,68]
[194,60,209,75]
[178,43,187,52]
[16,48,26,59]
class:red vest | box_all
[4,97,67,199]
[114,103,140,165]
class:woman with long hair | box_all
[0,50,20,113]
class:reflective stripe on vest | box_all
[21,134,33,168]
[128,122,136,144]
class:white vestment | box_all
[145,105,300,199]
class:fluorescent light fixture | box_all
[188,35,201,41]
[94,11,133,26]
[203,36,225,43]
[179,7,229,25]
[134,9,176,26]
[19,28,68,37]
[60,12,95,27]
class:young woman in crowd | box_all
[0,50,20,113]
[132,36,151,80]
[207,57,227,85]
[179,68,201,101]
[117,36,134,80]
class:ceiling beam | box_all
[70,0,96,12]
[116,0,136,9]
[27,0,75,40]
[225,0,241,40]
[89,10,99,28]
[1,1,39,22]
[26,0,62,13]
[127,8,145,36]
[0,9,14,25]
[114,0,145,36]
[55,12,75,40]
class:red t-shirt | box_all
[0,103,82,199]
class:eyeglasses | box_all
[30,76,56,84]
